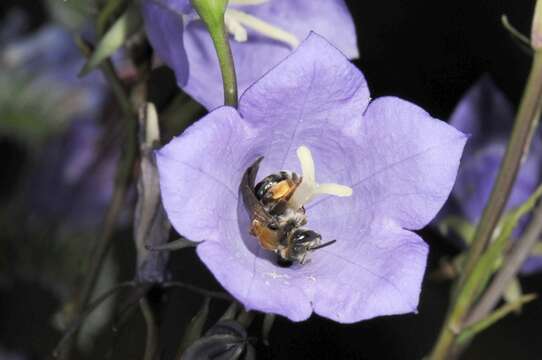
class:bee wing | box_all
[240,157,276,225]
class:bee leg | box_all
[300,253,307,265]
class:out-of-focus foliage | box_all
[0,25,105,148]
[46,0,95,31]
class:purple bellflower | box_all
[142,0,358,110]
[157,33,466,322]
[447,76,542,273]
[1,25,119,231]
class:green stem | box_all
[62,32,139,360]
[53,282,137,357]
[73,33,141,312]
[456,49,542,297]
[428,9,542,359]
[140,298,159,360]
[209,24,238,107]
[191,0,238,107]
[237,309,255,328]
[162,281,234,301]
[74,36,134,116]
[458,294,537,345]
[466,201,542,325]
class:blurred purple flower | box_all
[142,0,358,110]
[1,25,121,231]
[157,33,466,322]
[448,76,542,273]
[30,117,118,230]
[1,25,105,120]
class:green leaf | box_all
[182,320,250,360]
[501,15,533,55]
[438,215,476,244]
[261,314,275,346]
[530,242,542,256]
[79,4,141,76]
[236,310,255,328]
[503,278,523,311]
[474,184,542,298]
[455,184,542,313]
[499,184,542,240]
[0,72,75,146]
[219,302,239,321]
[181,334,246,360]
[97,0,129,35]
[146,237,197,252]
[140,298,158,360]
[176,298,211,358]
[457,293,537,345]
[46,0,93,30]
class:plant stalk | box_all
[191,0,238,107]
[466,201,542,325]
[428,5,542,358]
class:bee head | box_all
[288,229,320,261]
[291,229,321,247]
[286,229,337,265]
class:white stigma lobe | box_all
[288,146,353,209]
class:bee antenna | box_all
[309,239,337,251]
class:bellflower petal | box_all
[352,97,467,230]
[308,225,428,321]
[157,106,255,242]
[447,77,542,272]
[143,0,358,110]
[141,0,190,86]
[158,33,466,322]
[450,76,515,146]
[453,142,539,223]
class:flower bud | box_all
[190,0,229,27]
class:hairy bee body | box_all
[241,158,335,265]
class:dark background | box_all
[0,0,541,359]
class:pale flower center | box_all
[223,0,300,49]
[288,146,353,209]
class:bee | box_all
[241,157,336,266]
